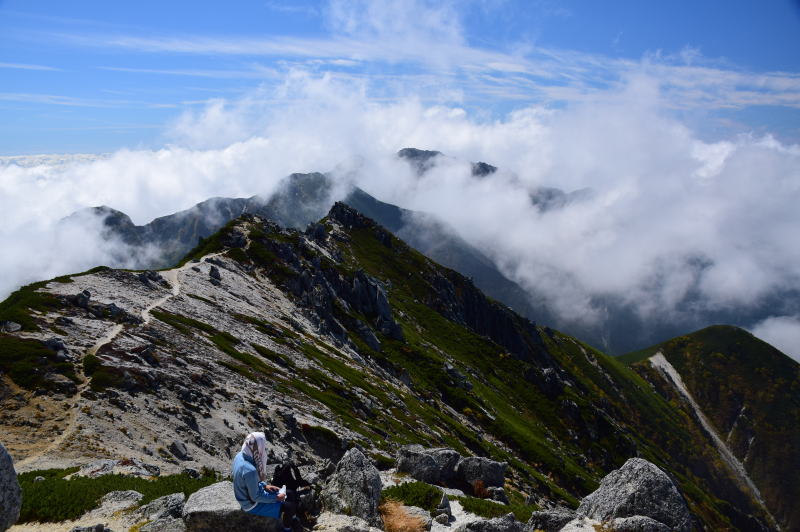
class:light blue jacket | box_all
[232,451,280,515]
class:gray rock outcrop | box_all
[141,517,187,532]
[396,445,440,483]
[77,458,161,478]
[577,458,691,532]
[454,513,523,532]
[402,505,432,530]
[132,492,185,525]
[394,446,465,486]
[429,448,461,483]
[182,481,282,532]
[435,491,452,519]
[525,507,576,532]
[313,512,382,532]
[0,320,21,333]
[1,442,21,531]
[455,456,507,489]
[609,515,671,532]
[321,448,383,528]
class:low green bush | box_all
[454,495,534,523]
[17,468,217,523]
[83,353,101,375]
[381,481,441,512]
[0,335,76,391]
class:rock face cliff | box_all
[0,204,792,530]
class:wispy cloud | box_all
[265,1,320,17]
[98,65,279,79]
[0,92,177,109]
[49,22,800,114]
[0,61,60,71]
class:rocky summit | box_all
[0,202,796,531]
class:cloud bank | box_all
[2,70,799,359]
[2,1,799,358]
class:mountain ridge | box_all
[1,203,793,530]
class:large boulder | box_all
[0,442,21,531]
[455,456,507,489]
[428,448,461,483]
[525,507,576,532]
[182,481,282,532]
[454,513,523,532]
[321,448,383,528]
[395,445,439,483]
[577,458,691,532]
[395,446,462,485]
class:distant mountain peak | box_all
[397,147,443,174]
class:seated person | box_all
[232,432,286,523]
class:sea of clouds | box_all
[2,0,799,359]
[1,71,799,359]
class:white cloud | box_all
[4,70,798,341]
[2,0,799,347]
[750,316,800,362]
[0,62,60,71]
[45,0,800,115]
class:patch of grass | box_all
[150,310,217,336]
[301,423,341,444]
[216,359,256,381]
[151,309,279,381]
[186,293,216,305]
[175,218,243,267]
[454,495,533,522]
[372,452,396,471]
[83,353,101,375]
[0,335,76,391]
[381,481,442,513]
[225,247,250,264]
[235,313,285,337]
[252,343,294,367]
[17,468,217,523]
[0,280,63,331]
[88,365,127,392]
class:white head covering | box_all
[241,432,270,482]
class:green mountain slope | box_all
[622,325,800,531]
[0,206,785,530]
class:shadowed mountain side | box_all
[60,149,800,357]
[65,173,554,334]
[621,325,800,532]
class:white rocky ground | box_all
[2,235,390,475]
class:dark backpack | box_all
[271,460,309,502]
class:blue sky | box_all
[1,0,799,154]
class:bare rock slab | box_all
[0,442,21,531]
[312,512,383,532]
[182,481,282,532]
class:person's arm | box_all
[244,471,279,504]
